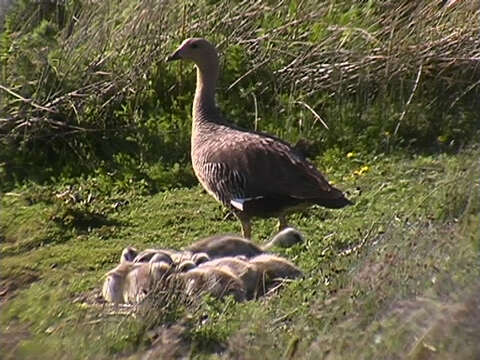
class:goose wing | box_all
[199,130,342,203]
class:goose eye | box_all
[191,43,199,49]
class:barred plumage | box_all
[168,38,352,238]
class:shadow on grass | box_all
[1,205,125,257]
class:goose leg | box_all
[240,218,252,239]
[278,215,288,231]
[242,220,252,239]
[234,212,252,239]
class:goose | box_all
[103,262,131,304]
[167,38,352,238]
[176,260,197,272]
[131,248,175,265]
[185,227,304,259]
[123,261,172,303]
[249,254,303,296]
[196,254,302,299]
[198,256,260,299]
[191,252,210,265]
[128,248,203,266]
[102,261,172,304]
[179,265,246,302]
[120,246,138,263]
[250,254,303,281]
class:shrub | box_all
[1,0,479,189]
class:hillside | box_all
[1,0,479,359]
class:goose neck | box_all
[193,62,218,119]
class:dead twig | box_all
[294,100,329,130]
[394,63,423,138]
[0,85,57,114]
[227,59,270,91]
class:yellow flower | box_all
[346,152,355,158]
[437,135,447,143]
[353,165,370,176]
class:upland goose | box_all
[197,254,302,299]
[167,38,351,238]
[102,261,171,304]
[179,265,246,301]
[186,227,303,259]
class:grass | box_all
[1,0,479,358]
[1,0,479,186]
[1,147,479,359]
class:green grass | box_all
[1,0,479,187]
[1,147,479,359]
[1,0,479,358]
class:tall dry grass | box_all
[0,0,479,185]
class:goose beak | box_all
[166,50,181,62]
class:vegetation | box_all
[1,0,479,187]
[1,0,479,359]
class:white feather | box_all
[230,198,244,211]
[230,196,265,211]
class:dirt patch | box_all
[0,270,39,305]
[141,323,191,359]
[0,323,32,360]
[393,287,480,359]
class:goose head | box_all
[167,38,218,71]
